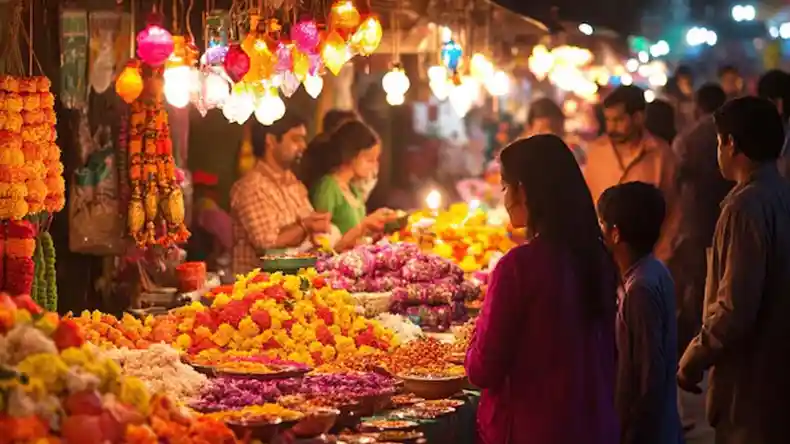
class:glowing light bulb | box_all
[430,80,450,101]
[164,65,192,108]
[203,72,230,107]
[449,85,473,117]
[386,93,405,106]
[426,189,442,210]
[485,70,510,96]
[428,65,448,83]
[382,66,410,97]
[303,75,324,99]
[254,89,286,126]
[223,87,255,124]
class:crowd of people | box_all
[467,69,790,444]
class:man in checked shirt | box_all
[230,111,332,276]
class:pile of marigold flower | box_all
[0,295,237,444]
[73,269,400,367]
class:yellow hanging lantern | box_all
[322,31,348,76]
[242,34,276,83]
[292,49,311,81]
[351,16,383,56]
[329,0,361,30]
[116,62,144,104]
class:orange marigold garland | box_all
[128,67,189,247]
[4,219,36,296]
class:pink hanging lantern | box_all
[224,43,251,83]
[275,42,294,73]
[136,16,175,67]
[291,19,321,53]
[308,53,324,76]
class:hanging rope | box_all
[0,0,43,76]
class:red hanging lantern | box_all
[223,44,251,83]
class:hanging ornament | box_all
[136,18,175,66]
[292,50,311,81]
[322,31,348,76]
[223,87,255,124]
[275,43,295,73]
[351,16,383,55]
[116,61,144,103]
[303,75,324,99]
[427,65,448,83]
[255,89,286,126]
[309,53,324,75]
[329,1,361,30]
[203,41,229,66]
[382,65,410,98]
[292,19,321,53]
[224,43,251,83]
[279,71,301,98]
[243,35,276,83]
[441,40,463,71]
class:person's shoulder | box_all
[311,175,339,193]
[627,257,673,300]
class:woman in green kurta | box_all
[308,120,394,250]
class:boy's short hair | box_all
[598,182,666,255]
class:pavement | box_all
[681,376,715,444]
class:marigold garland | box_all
[0,75,64,219]
[127,67,189,248]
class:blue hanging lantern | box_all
[441,40,463,71]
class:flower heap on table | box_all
[317,242,480,331]
[0,297,238,444]
[73,269,400,368]
[390,203,515,273]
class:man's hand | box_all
[677,365,703,394]
[302,212,331,234]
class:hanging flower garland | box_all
[127,66,189,248]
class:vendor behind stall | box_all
[306,120,395,249]
[186,170,232,272]
[230,112,331,276]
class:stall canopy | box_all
[491,0,646,36]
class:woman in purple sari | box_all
[465,135,620,444]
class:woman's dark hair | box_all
[645,99,677,144]
[322,109,359,133]
[302,120,380,189]
[499,135,617,322]
[527,98,565,134]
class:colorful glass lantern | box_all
[292,19,321,53]
[116,62,144,104]
[292,50,311,81]
[275,43,295,73]
[322,31,348,76]
[224,43,251,83]
[441,40,463,71]
[330,0,361,30]
[255,88,286,126]
[303,75,324,99]
[382,65,410,97]
[279,71,301,98]
[137,21,175,67]
[163,65,192,108]
[351,16,383,55]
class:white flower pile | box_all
[375,313,423,344]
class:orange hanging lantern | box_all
[322,31,348,76]
[116,61,144,104]
[351,16,383,56]
[329,0,361,30]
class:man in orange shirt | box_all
[584,85,680,263]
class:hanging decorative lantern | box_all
[485,70,510,97]
[441,40,463,71]
[223,86,255,124]
[275,43,295,73]
[255,88,286,126]
[203,71,231,107]
[136,17,175,66]
[329,0,361,30]
[351,16,383,55]
[243,35,277,83]
[322,31,348,76]
[163,65,192,108]
[382,65,410,99]
[279,71,301,98]
[292,19,321,53]
[224,43,251,83]
[303,75,324,99]
[292,50,311,81]
[429,79,450,101]
[427,65,447,83]
[116,61,144,103]
[308,53,324,75]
